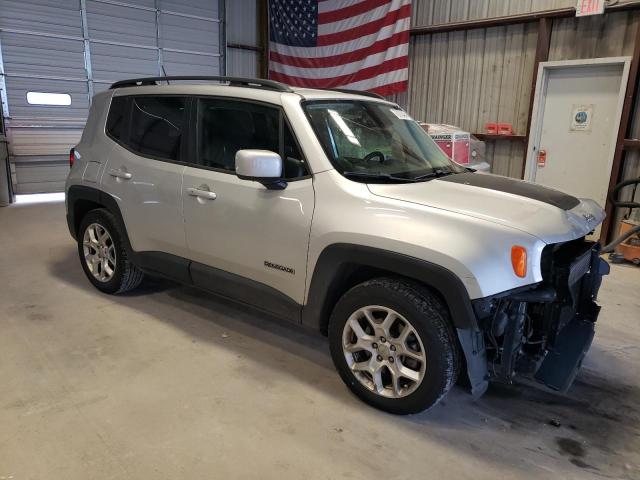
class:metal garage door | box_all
[0,0,223,194]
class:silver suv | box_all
[66,76,609,414]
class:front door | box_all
[182,97,314,316]
[525,58,630,232]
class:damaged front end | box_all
[466,239,610,396]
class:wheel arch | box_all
[301,244,480,335]
[66,185,132,252]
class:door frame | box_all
[524,56,632,187]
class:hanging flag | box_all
[268,0,411,96]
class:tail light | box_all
[69,148,75,167]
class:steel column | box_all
[80,0,95,101]
[0,35,9,120]
[155,0,164,76]
[520,17,551,179]
[220,0,226,75]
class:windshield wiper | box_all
[411,168,459,181]
[343,171,418,183]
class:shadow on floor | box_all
[49,247,640,477]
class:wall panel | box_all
[407,5,640,180]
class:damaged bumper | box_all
[461,240,610,397]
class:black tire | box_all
[328,277,461,415]
[77,208,144,294]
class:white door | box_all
[525,58,630,214]
[182,97,314,310]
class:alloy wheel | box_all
[82,223,116,282]
[342,305,427,398]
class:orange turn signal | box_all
[511,246,527,278]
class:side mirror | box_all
[235,149,287,190]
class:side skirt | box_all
[132,251,302,324]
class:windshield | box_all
[303,100,465,183]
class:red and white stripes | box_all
[269,0,411,96]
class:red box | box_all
[498,123,513,135]
[484,123,498,135]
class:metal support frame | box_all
[91,0,221,22]
[260,0,268,78]
[80,0,94,101]
[0,35,9,121]
[220,0,226,75]
[155,0,164,76]
[520,17,551,179]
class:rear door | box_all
[101,95,189,259]
[181,97,314,315]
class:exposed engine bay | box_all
[472,239,610,393]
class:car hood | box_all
[367,172,605,244]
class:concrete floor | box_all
[1,199,639,480]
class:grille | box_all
[541,238,595,287]
[568,249,592,287]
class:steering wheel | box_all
[362,151,386,164]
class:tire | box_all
[328,277,461,414]
[77,208,144,294]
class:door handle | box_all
[109,168,132,180]
[187,187,217,200]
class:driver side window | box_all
[196,98,309,179]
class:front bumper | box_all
[465,240,609,396]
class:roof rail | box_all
[325,88,386,100]
[109,76,294,92]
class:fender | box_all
[66,185,132,250]
[301,243,480,332]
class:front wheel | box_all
[328,278,460,414]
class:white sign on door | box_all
[570,104,593,132]
[576,0,605,17]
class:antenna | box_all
[161,65,170,85]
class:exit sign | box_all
[576,0,605,16]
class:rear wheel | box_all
[78,209,144,294]
[329,277,460,414]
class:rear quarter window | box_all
[106,96,128,142]
[128,96,186,161]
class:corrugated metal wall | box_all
[407,2,640,228]
[406,3,640,182]
[226,0,260,77]
[411,0,575,25]
[0,0,223,193]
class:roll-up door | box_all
[0,0,223,194]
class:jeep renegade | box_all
[66,76,609,414]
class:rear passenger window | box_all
[197,99,279,172]
[129,96,186,161]
[106,96,128,142]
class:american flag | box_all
[268,0,411,97]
